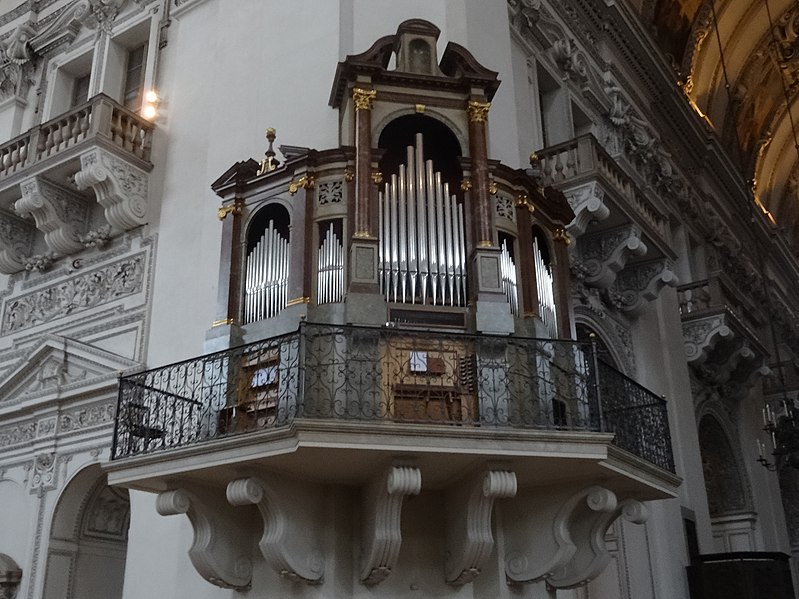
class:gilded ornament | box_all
[286,296,311,307]
[467,100,490,122]
[514,194,535,213]
[489,180,498,195]
[289,175,315,195]
[415,104,425,113]
[371,171,383,185]
[211,318,235,327]
[217,202,242,220]
[352,87,377,111]
[460,179,473,192]
[344,168,355,182]
[553,228,571,245]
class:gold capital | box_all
[467,100,491,123]
[353,87,377,111]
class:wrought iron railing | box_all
[111,323,675,472]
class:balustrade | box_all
[0,93,152,183]
[536,134,668,240]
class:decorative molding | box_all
[28,452,57,492]
[59,401,116,433]
[563,181,610,236]
[226,476,324,584]
[1,252,145,335]
[0,421,36,448]
[0,209,35,274]
[494,192,515,221]
[0,335,139,405]
[15,175,88,255]
[74,147,148,231]
[156,487,253,591]
[682,314,732,365]
[445,469,517,585]
[317,180,343,205]
[360,465,421,585]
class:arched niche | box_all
[573,316,633,376]
[697,413,757,552]
[0,479,28,598]
[43,465,130,599]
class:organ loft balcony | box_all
[0,94,153,273]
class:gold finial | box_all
[529,152,540,166]
[257,128,280,176]
[352,87,377,111]
[467,100,491,122]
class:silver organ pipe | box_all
[499,239,519,316]
[379,133,466,306]
[244,219,290,323]
[317,223,344,304]
[534,237,557,336]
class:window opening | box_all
[123,44,147,111]
[71,73,91,108]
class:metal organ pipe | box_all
[244,219,290,323]
[499,239,519,316]
[534,237,557,336]
[317,222,344,305]
[378,133,466,306]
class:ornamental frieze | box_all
[1,253,144,335]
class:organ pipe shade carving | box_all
[534,236,557,336]
[317,222,344,304]
[379,133,466,306]
[244,220,289,323]
[500,238,519,316]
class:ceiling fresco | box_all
[641,0,799,236]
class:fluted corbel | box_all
[227,476,324,584]
[445,469,517,585]
[15,175,88,255]
[564,181,610,236]
[74,147,148,231]
[360,465,421,585]
[504,485,618,585]
[577,224,647,288]
[614,259,678,315]
[547,498,649,588]
[156,487,253,591]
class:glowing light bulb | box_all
[142,104,157,119]
[144,90,159,104]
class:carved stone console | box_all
[15,175,88,255]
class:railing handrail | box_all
[113,322,675,472]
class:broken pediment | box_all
[0,335,140,406]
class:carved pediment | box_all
[0,335,139,406]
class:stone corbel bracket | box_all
[156,487,253,591]
[504,485,619,585]
[445,469,517,585]
[0,208,35,273]
[74,147,148,232]
[360,465,422,585]
[227,476,324,584]
[547,498,649,589]
[613,259,678,315]
[564,181,610,236]
[682,314,733,365]
[15,175,88,255]
[577,224,647,288]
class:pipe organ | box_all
[499,239,519,316]
[379,133,466,306]
[534,237,557,336]
[317,222,344,304]
[244,220,289,323]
